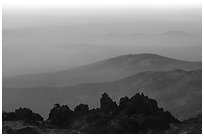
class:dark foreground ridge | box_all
[3,92,200,134]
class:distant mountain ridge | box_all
[100,31,198,37]
[3,53,201,88]
[163,31,193,35]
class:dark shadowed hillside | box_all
[3,69,201,121]
[3,54,201,87]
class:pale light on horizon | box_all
[3,0,201,10]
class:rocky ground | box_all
[164,115,202,134]
[3,116,201,134]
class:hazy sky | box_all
[2,0,202,77]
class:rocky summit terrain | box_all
[3,92,201,134]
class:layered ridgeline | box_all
[3,69,201,121]
[3,53,201,88]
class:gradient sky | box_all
[2,0,202,77]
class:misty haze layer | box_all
[3,3,202,77]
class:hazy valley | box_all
[3,0,202,133]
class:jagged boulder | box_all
[119,96,129,110]
[116,93,179,133]
[71,92,179,133]
[123,93,159,116]
[100,93,118,115]
[74,104,89,117]
[48,104,73,127]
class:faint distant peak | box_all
[103,31,117,35]
[131,32,147,36]
[92,53,186,69]
[100,53,175,64]
[98,31,200,38]
[162,31,193,36]
[110,53,165,59]
[100,32,147,37]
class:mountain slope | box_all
[3,69,201,121]
[3,53,201,87]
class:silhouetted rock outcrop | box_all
[68,92,179,133]
[48,104,73,127]
[119,96,129,110]
[122,93,159,116]
[100,93,118,115]
[74,104,89,117]
[3,92,180,134]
